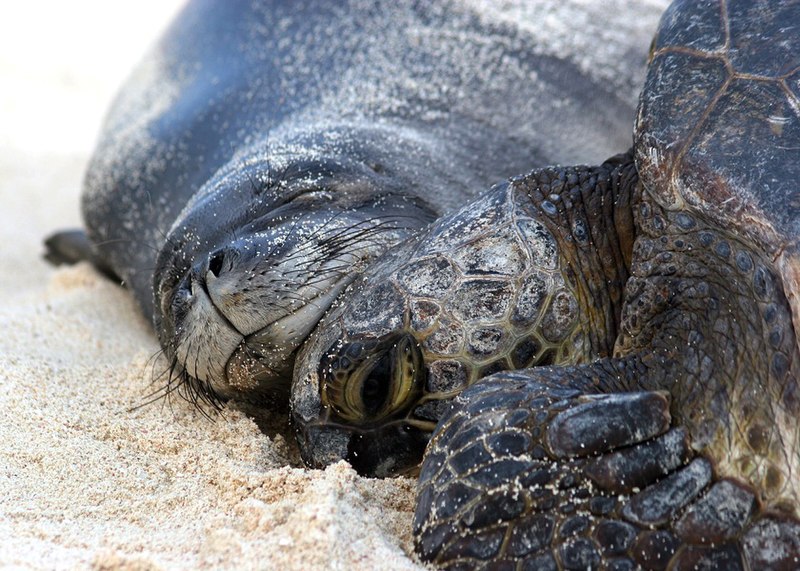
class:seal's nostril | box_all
[176,271,193,298]
[208,250,225,278]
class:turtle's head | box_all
[292,181,587,476]
[290,226,436,476]
[293,323,432,476]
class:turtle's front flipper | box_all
[44,229,121,282]
[414,363,800,569]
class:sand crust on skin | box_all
[0,3,421,569]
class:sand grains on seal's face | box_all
[163,177,423,401]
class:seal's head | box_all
[292,182,588,476]
[153,153,436,406]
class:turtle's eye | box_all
[321,335,424,424]
[347,351,392,418]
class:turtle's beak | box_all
[343,423,428,476]
[294,423,352,468]
[296,421,428,477]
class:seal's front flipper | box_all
[44,229,121,283]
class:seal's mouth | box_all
[171,258,354,403]
[221,271,354,396]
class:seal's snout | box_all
[158,160,437,405]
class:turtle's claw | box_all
[546,391,671,458]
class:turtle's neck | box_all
[512,153,637,362]
[616,186,800,514]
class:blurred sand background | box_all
[0,2,422,569]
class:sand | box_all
[0,2,422,569]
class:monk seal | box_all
[47,0,658,406]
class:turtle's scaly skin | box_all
[293,0,800,567]
[418,373,800,569]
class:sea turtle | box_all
[45,0,655,405]
[292,0,800,567]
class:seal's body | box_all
[75,0,657,402]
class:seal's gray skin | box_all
[294,0,800,567]
[55,0,657,404]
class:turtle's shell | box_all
[636,0,800,243]
[635,0,800,328]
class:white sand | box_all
[0,3,422,569]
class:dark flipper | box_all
[44,229,121,283]
[413,365,800,570]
